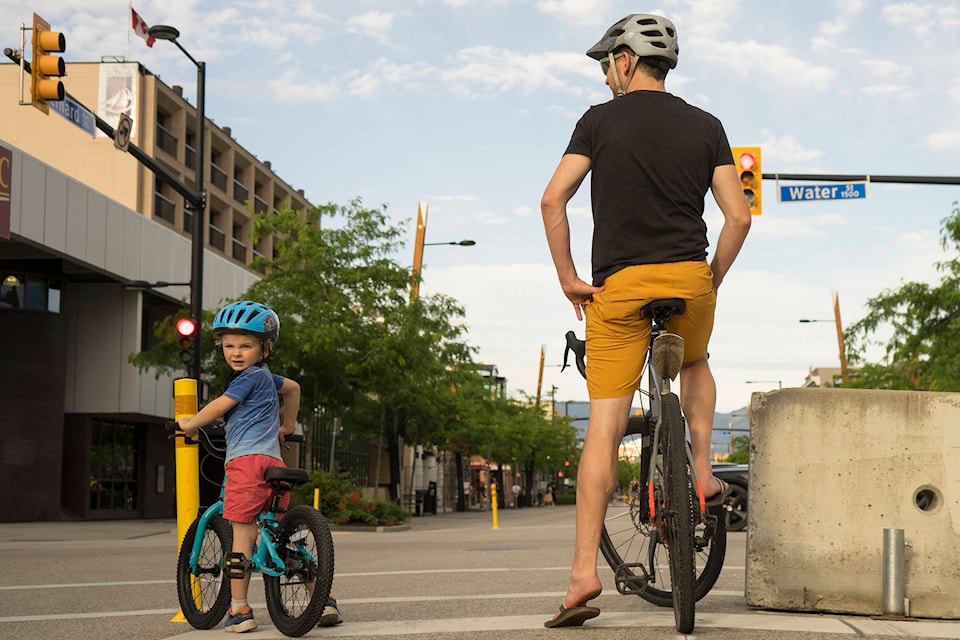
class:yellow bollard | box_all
[171,378,200,623]
[314,487,320,510]
[491,481,499,530]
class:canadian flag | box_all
[131,7,155,47]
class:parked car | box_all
[712,463,748,532]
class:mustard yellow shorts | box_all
[584,261,716,399]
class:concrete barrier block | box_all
[745,388,960,619]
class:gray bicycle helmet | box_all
[586,14,679,70]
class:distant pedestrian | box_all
[512,482,521,508]
[543,489,554,507]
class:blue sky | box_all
[14,0,960,412]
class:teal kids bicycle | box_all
[170,424,334,637]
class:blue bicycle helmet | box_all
[212,300,280,347]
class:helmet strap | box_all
[609,52,640,98]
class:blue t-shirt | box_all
[222,364,285,463]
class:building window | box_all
[1,273,61,312]
[140,293,183,352]
[154,190,176,224]
[89,421,139,511]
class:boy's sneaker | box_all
[224,606,257,633]
[317,598,343,626]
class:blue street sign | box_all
[49,95,96,138]
[779,181,868,203]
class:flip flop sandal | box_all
[543,604,601,628]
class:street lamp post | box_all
[409,201,475,301]
[148,24,206,386]
[799,291,848,382]
[745,379,782,389]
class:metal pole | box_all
[882,528,905,616]
[833,291,848,382]
[409,201,427,301]
[190,61,206,386]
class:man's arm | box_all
[709,163,752,291]
[541,153,603,320]
[278,377,301,440]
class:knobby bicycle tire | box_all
[263,505,335,637]
[661,392,696,633]
[176,514,233,630]
[600,406,726,609]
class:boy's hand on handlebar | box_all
[177,417,198,436]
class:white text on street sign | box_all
[49,95,96,138]
[778,181,868,203]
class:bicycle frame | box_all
[188,488,294,578]
[643,311,708,522]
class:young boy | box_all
[177,300,300,633]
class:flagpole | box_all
[127,1,132,60]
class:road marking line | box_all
[166,611,960,639]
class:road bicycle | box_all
[169,425,334,637]
[563,298,726,634]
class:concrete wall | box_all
[746,387,960,619]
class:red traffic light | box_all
[176,317,197,337]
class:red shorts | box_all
[223,454,290,524]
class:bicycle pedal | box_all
[225,552,253,579]
[652,333,684,380]
[614,563,650,595]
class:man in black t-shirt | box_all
[541,14,751,628]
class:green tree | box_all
[130,198,568,501]
[845,202,960,391]
[727,435,750,464]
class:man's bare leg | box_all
[679,356,722,496]
[556,395,632,614]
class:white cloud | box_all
[818,19,849,37]
[925,131,960,151]
[692,39,835,92]
[443,47,592,99]
[861,84,909,97]
[758,133,824,172]
[881,2,960,36]
[862,59,912,79]
[346,11,395,45]
[268,71,341,102]
[536,0,617,25]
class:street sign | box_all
[49,94,96,138]
[114,113,132,152]
[779,181,868,203]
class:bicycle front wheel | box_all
[601,407,726,610]
[662,392,696,633]
[263,505,335,637]
[176,514,232,630]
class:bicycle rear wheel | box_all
[662,392,696,633]
[263,505,335,637]
[176,514,232,630]
[600,397,726,609]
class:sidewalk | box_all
[0,519,179,543]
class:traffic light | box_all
[731,146,762,215]
[176,317,197,366]
[31,13,66,114]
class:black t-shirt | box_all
[564,91,734,286]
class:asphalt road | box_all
[1,506,959,639]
